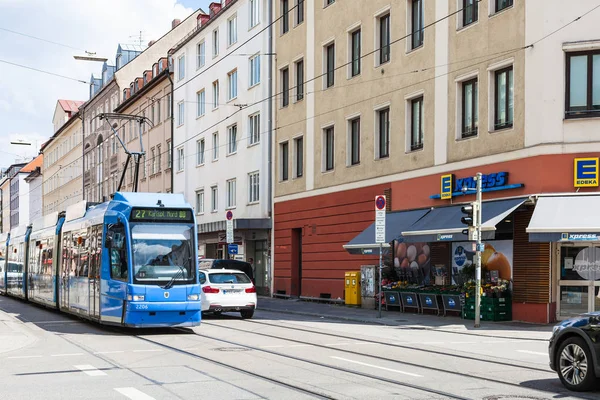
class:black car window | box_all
[209,272,251,284]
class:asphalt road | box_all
[1,295,598,400]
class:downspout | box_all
[267,0,274,297]
[167,68,174,193]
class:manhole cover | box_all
[212,347,252,352]
[483,396,549,400]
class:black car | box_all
[548,312,600,391]
[198,258,255,283]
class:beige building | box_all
[114,58,173,193]
[42,100,84,216]
[0,176,10,233]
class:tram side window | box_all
[107,224,128,281]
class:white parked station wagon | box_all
[199,269,257,319]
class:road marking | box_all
[517,350,547,356]
[94,351,125,355]
[330,356,423,377]
[75,364,107,376]
[422,342,444,345]
[7,355,42,359]
[114,387,156,400]
[51,353,84,357]
[260,345,286,348]
[450,342,476,344]
[132,349,162,353]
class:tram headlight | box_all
[127,295,145,301]
[187,294,199,301]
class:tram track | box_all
[195,319,595,400]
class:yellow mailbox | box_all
[344,271,361,306]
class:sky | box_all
[0,0,212,170]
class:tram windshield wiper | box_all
[162,265,185,290]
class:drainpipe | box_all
[267,0,274,297]
[167,68,174,193]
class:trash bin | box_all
[344,271,361,306]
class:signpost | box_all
[226,211,234,258]
[474,173,483,328]
[375,195,386,318]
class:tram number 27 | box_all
[134,210,147,219]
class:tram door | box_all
[60,232,71,310]
[89,226,101,319]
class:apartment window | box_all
[197,90,205,117]
[325,0,335,5]
[349,118,360,166]
[197,41,205,68]
[177,147,184,172]
[151,147,156,174]
[156,99,161,122]
[228,69,238,100]
[566,51,600,118]
[249,113,260,145]
[228,124,238,154]
[494,0,513,13]
[177,101,185,126]
[167,141,172,168]
[294,136,303,178]
[157,145,162,171]
[379,14,390,64]
[213,29,219,57]
[167,94,172,118]
[351,29,361,76]
[280,141,289,181]
[211,186,218,212]
[281,0,289,34]
[150,103,155,125]
[462,0,478,27]
[324,127,334,171]
[212,80,219,109]
[461,78,478,138]
[227,15,237,46]
[411,0,424,50]
[249,54,261,86]
[376,108,390,158]
[197,139,205,165]
[296,0,304,25]
[296,59,304,101]
[494,66,513,130]
[250,0,260,27]
[178,54,185,81]
[196,190,204,214]
[410,97,424,151]
[226,179,236,208]
[325,43,335,88]
[281,67,290,107]
[212,132,219,160]
[248,172,259,203]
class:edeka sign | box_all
[432,171,523,200]
[574,158,599,187]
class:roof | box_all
[118,43,146,52]
[57,100,84,114]
[21,155,43,173]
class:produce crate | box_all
[481,310,512,321]
[462,310,475,320]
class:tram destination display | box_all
[130,208,193,222]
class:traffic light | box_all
[461,202,479,240]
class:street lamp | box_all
[73,51,108,63]
[10,140,31,146]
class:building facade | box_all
[42,100,84,215]
[273,0,600,323]
[171,0,274,294]
[24,160,42,223]
[0,175,10,233]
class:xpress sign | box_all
[432,171,523,199]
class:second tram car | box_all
[0,192,201,328]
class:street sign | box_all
[228,244,239,255]
[375,195,386,244]
[226,210,234,244]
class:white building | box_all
[171,0,274,294]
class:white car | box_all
[199,269,257,319]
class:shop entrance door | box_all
[558,244,600,319]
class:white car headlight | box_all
[187,294,199,301]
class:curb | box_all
[257,306,551,342]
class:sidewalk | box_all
[0,298,37,354]
[257,296,554,341]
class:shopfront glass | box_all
[558,244,600,318]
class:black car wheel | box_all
[240,309,254,319]
[557,336,598,391]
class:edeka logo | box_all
[406,296,413,304]
[448,298,456,307]
[441,174,453,200]
[425,296,433,306]
[454,245,467,267]
[574,158,599,188]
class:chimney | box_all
[197,13,210,26]
[209,2,222,17]
[135,77,144,90]
[172,19,181,29]
[148,40,156,47]
[224,0,234,6]
[144,70,152,84]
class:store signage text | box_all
[433,171,523,200]
[560,233,600,242]
[437,234,454,241]
[574,158,599,187]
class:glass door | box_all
[558,244,600,318]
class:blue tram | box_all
[0,192,201,328]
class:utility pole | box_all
[474,172,483,328]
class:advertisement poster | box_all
[451,240,513,285]
[393,241,431,285]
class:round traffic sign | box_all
[226,210,234,220]
[375,195,386,210]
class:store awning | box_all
[527,195,600,242]
[343,209,430,255]
[401,197,527,243]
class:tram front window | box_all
[131,224,194,285]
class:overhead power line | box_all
[0,59,88,84]
[0,26,87,51]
